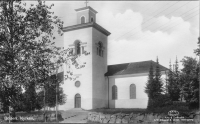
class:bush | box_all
[147,94,172,110]
[173,101,188,107]
[147,94,190,114]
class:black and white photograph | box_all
[0,0,199,123]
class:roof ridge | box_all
[108,60,154,66]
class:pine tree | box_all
[154,57,163,97]
[167,58,180,101]
[145,61,155,109]
[173,57,181,101]
[145,58,164,99]
[167,60,173,94]
[145,58,165,110]
[145,61,155,99]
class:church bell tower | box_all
[61,5,111,110]
[75,6,97,24]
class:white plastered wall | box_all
[92,28,108,109]
[108,72,167,108]
[60,27,93,110]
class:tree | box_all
[167,58,180,101]
[38,86,66,108]
[180,56,199,108]
[194,37,200,109]
[145,58,164,99]
[23,81,37,112]
[145,61,155,109]
[0,0,63,114]
[0,85,23,113]
[0,0,88,114]
[154,57,164,96]
[145,61,155,99]
[194,37,200,55]
[145,58,165,110]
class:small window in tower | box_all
[77,42,80,55]
[97,41,103,57]
[74,40,81,55]
[81,16,85,24]
[91,17,94,22]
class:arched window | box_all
[91,17,94,22]
[130,84,136,99]
[112,85,117,100]
[74,40,81,55]
[97,41,103,57]
[81,16,85,24]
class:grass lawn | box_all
[88,108,146,114]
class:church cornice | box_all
[62,22,111,36]
[75,6,98,14]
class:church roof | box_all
[105,60,168,76]
[62,22,111,36]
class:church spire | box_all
[85,0,89,7]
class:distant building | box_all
[59,6,168,110]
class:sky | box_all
[41,0,199,69]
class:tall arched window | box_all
[130,84,136,99]
[81,16,85,24]
[74,40,81,55]
[97,41,103,57]
[112,85,117,100]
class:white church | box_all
[59,6,168,110]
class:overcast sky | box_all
[43,0,199,69]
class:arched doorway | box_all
[75,94,81,108]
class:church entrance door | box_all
[75,94,81,108]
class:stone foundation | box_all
[87,111,200,124]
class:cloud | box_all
[97,9,143,41]
[103,9,198,68]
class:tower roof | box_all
[62,22,111,36]
[75,6,98,14]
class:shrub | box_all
[147,94,172,110]
[147,94,190,114]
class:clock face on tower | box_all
[75,81,81,87]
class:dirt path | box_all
[60,109,89,123]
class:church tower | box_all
[61,6,111,110]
